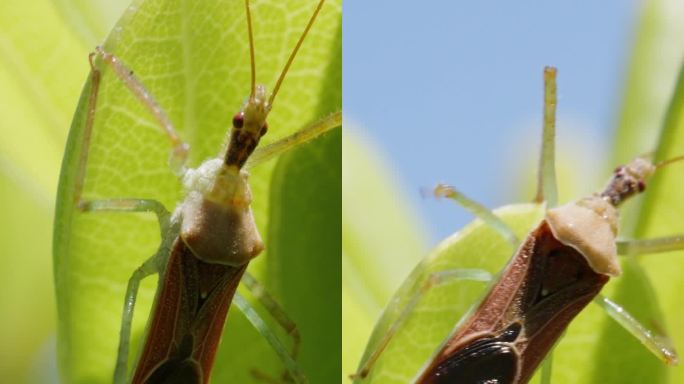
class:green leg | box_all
[233,292,308,384]
[594,294,678,366]
[246,111,341,169]
[241,272,302,365]
[89,47,189,175]
[433,184,519,246]
[78,198,173,384]
[540,350,553,384]
[351,269,492,381]
[535,66,558,207]
[616,235,684,256]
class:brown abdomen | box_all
[132,238,247,384]
[418,221,609,384]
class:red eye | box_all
[260,122,268,137]
[232,112,244,129]
[637,180,646,192]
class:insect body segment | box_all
[423,322,522,384]
[226,85,271,168]
[418,221,609,384]
[601,157,654,206]
[181,159,263,266]
[546,157,656,277]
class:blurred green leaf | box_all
[53,0,340,382]
[342,130,430,380]
[0,0,128,382]
[590,2,684,379]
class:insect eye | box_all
[260,122,268,137]
[614,166,624,174]
[232,112,244,129]
[637,180,646,192]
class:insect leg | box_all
[113,247,165,384]
[616,235,684,256]
[245,111,341,168]
[78,199,173,384]
[540,351,554,384]
[241,272,302,379]
[433,184,519,246]
[535,66,558,207]
[89,47,189,175]
[351,269,492,380]
[593,294,679,366]
[233,292,308,384]
[78,198,170,230]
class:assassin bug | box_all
[54,0,341,383]
[353,67,683,383]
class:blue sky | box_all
[344,1,638,243]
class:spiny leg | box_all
[78,55,182,376]
[113,249,164,384]
[241,272,302,382]
[593,294,678,365]
[74,50,190,208]
[351,269,492,380]
[78,199,173,384]
[233,292,308,384]
[433,184,519,246]
[72,53,103,205]
[617,235,684,256]
[608,235,684,367]
[89,47,189,175]
[245,111,341,169]
[78,198,170,230]
[78,53,184,382]
[534,66,558,207]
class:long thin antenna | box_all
[268,0,325,107]
[655,154,684,169]
[245,0,256,100]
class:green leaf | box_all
[0,0,128,382]
[342,130,430,381]
[53,0,340,382]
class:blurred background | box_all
[0,1,130,382]
[343,0,684,382]
[345,0,673,243]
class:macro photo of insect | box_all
[1,1,684,384]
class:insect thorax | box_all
[546,195,620,277]
[179,158,264,266]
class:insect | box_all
[352,67,683,383]
[53,0,341,383]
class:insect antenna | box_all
[244,0,256,101]
[654,154,684,169]
[268,0,326,108]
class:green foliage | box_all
[0,0,129,382]
[53,0,340,382]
